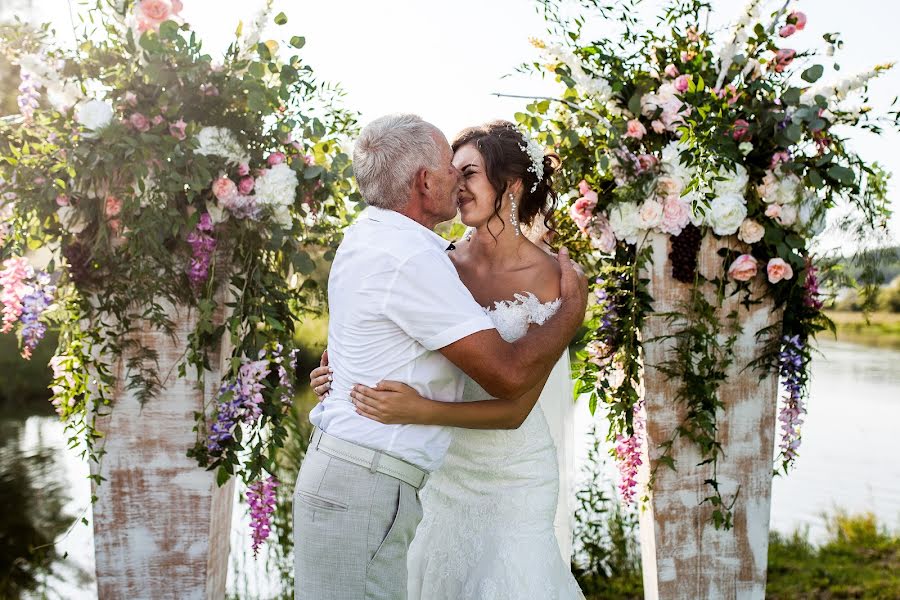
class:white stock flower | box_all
[707,193,747,236]
[800,68,885,106]
[195,126,250,165]
[74,99,114,131]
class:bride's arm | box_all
[349,375,552,430]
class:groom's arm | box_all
[439,248,587,399]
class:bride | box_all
[311,120,584,600]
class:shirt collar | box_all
[363,206,450,251]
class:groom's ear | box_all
[414,166,430,194]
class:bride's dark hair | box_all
[451,120,560,239]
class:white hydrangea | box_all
[74,99,114,131]
[712,163,749,197]
[706,193,747,236]
[660,141,694,188]
[194,126,250,165]
[255,163,299,228]
[608,202,643,245]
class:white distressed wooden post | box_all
[89,299,234,600]
[638,231,781,599]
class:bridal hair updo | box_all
[451,120,560,236]
[353,113,443,210]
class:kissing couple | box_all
[295,113,588,600]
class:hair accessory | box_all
[518,133,545,193]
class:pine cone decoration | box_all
[669,223,702,283]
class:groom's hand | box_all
[557,247,588,318]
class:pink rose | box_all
[129,112,150,132]
[624,119,647,140]
[569,193,598,232]
[105,195,123,217]
[137,0,172,23]
[660,196,690,235]
[124,91,138,107]
[664,64,680,78]
[779,24,797,38]
[171,0,183,13]
[169,118,187,140]
[266,152,286,166]
[637,154,658,172]
[770,151,791,169]
[728,254,758,282]
[238,176,255,195]
[674,74,690,93]
[304,154,316,166]
[56,194,70,207]
[651,120,666,134]
[108,218,122,234]
[765,204,782,219]
[212,177,237,201]
[774,49,796,73]
[766,258,794,283]
[151,114,165,126]
[789,11,807,30]
[732,119,751,141]
[577,180,592,196]
[717,84,740,105]
[237,163,251,177]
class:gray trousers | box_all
[293,443,423,599]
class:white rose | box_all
[706,193,747,236]
[57,205,87,233]
[46,80,84,112]
[638,199,664,229]
[656,175,684,199]
[776,203,798,227]
[756,171,779,203]
[608,202,642,245]
[712,163,749,196]
[737,218,765,244]
[74,99,114,131]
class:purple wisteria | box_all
[17,71,40,122]
[586,277,621,367]
[776,334,806,470]
[613,400,645,505]
[206,353,271,454]
[247,475,279,557]
[186,212,216,291]
[19,271,56,359]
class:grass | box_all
[823,311,900,349]
[578,512,900,599]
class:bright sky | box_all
[24,0,900,244]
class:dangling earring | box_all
[509,193,520,236]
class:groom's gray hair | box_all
[353,113,443,210]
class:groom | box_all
[293,113,587,600]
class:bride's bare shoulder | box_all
[521,244,561,304]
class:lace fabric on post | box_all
[407,292,584,600]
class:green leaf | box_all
[801,64,824,84]
[827,165,855,185]
[274,12,288,25]
[256,42,271,61]
[216,467,230,487]
[292,251,316,275]
[784,123,802,143]
[289,35,306,49]
[782,87,801,105]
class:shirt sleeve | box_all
[383,249,496,350]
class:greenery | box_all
[525,0,897,528]
[0,0,358,510]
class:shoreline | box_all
[822,311,900,350]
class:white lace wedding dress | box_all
[407,292,585,600]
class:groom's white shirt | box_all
[310,206,495,471]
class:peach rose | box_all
[137,0,173,23]
[651,120,666,134]
[212,177,237,201]
[728,254,758,282]
[738,219,765,244]
[766,258,794,283]
[105,195,123,217]
[625,119,647,140]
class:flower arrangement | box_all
[524,0,896,527]
[0,0,359,549]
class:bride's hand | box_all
[309,350,332,401]
[350,381,427,425]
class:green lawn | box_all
[823,311,900,349]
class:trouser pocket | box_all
[365,480,422,600]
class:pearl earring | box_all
[509,193,520,237]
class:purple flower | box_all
[802,260,823,310]
[17,72,40,122]
[186,219,216,291]
[247,475,279,556]
[19,271,55,359]
[207,382,241,453]
[777,335,807,470]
